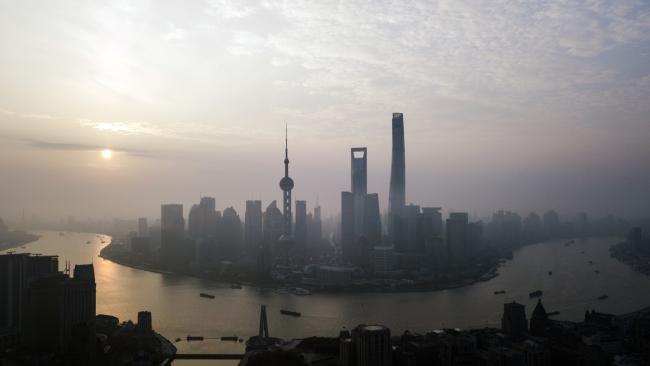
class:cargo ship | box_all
[280,309,301,317]
[199,293,215,299]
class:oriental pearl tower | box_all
[277,125,294,262]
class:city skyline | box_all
[1,1,650,221]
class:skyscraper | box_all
[447,212,469,263]
[138,217,148,237]
[245,200,263,254]
[294,200,308,250]
[363,193,382,246]
[161,204,185,268]
[220,207,242,260]
[279,126,294,236]
[351,148,367,196]
[310,204,322,246]
[388,113,405,237]
[341,191,355,261]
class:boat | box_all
[547,311,560,316]
[59,232,65,236]
[493,290,506,295]
[187,336,204,341]
[529,290,543,298]
[588,261,593,265]
[221,336,238,341]
[86,241,91,244]
[174,338,181,342]
[230,284,243,289]
[597,295,608,300]
[291,287,312,296]
[280,309,301,317]
[594,270,600,274]
[199,293,215,299]
[274,288,291,295]
[548,271,552,275]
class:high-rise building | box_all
[220,207,242,260]
[309,205,322,247]
[279,126,294,236]
[24,264,96,352]
[543,210,560,239]
[447,212,469,263]
[161,204,185,268]
[341,192,355,262]
[0,254,58,348]
[363,194,382,246]
[388,113,405,237]
[263,201,284,246]
[245,200,263,255]
[294,200,308,250]
[354,325,392,366]
[188,197,219,239]
[502,301,528,340]
[421,207,443,238]
[416,211,434,254]
[351,148,368,244]
[138,217,148,237]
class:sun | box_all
[101,149,113,160]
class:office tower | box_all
[488,210,522,248]
[309,205,322,246]
[188,197,218,239]
[372,246,395,275]
[447,212,469,263]
[294,200,308,250]
[341,192,355,262]
[351,148,368,243]
[0,254,58,348]
[422,207,443,238]
[388,113,406,237]
[416,211,434,254]
[220,207,242,260]
[137,311,152,333]
[263,201,284,246]
[279,126,294,236]
[138,217,148,237]
[543,210,560,239]
[467,221,483,257]
[161,204,185,268]
[502,302,528,340]
[354,325,392,366]
[363,194,382,246]
[523,213,542,243]
[24,264,96,352]
[245,200,263,254]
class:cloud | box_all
[22,139,156,158]
[163,23,188,41]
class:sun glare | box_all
[101,149,112,160]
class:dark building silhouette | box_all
[363,194,382,246]
[160,204,185,268]
[245,200,263,255]
[416,211,434,254]
[294,200,308,251]
[219,207,242,260]
[0,254,59,348]
[502,301,527,340]
[543,210,560,239]
[523,212,543,243]
[351,148,368,248]
[188,197,219,240]
[309,204,322,247]
[137,217,148,237]
[279,126,294,236]
[422,207,443,238]
[388,112,406,237]
[354,325,392,366]
[530,299,549,336]
[447,212,469,263]
[341,191,355,261]
[24,264,96,352]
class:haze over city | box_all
[1,0,650,221]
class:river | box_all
[4,232,650,365]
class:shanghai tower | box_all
[388,113,405,236]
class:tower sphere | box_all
[279,176,294,191]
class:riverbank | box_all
[0,231,41,252]
[99,243,503,294]
[610,240,650,276]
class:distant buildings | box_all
[447,212,469,263]
[160,204,185,268]
[388,112,406,238]
[245,200,263,255]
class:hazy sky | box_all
[1,0,649,222]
